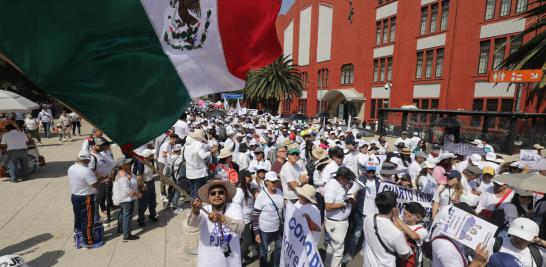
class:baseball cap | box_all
[91,137,107,146]
[264,171,279,182]
[172,144,183,151]
[482,166,495,176]
[463,165,482,176]
[114,157,133,168]
[470,154,482,165]
[507,217,539,242]
[445,170,462,180]
[254,147,264,154]
[78,152,92,161]
[414,151,426,159]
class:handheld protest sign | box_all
[0,255,28,267]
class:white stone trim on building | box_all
[373,45,394,58]
[316,4,333,62]
[416,33,446,50]
[376,1,398,21]
[413,84,441,98]
[473,81,516,97]
[298,6,312,66]
[283,20,294,62]
[480,18,526,39]
[372,86,390,99]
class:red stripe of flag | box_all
[217,0,283,80]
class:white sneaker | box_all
[162,196,168,203]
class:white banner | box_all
[520,149,541,168]
[280,202,324,267]
[378,182,434,221]
[440,206,498,250]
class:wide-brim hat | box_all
[189,129,207,142]
[314,158,331,169]
[471,139,483,145]
[401,147,411,154]
[295,184,317,204]
[311,147,327,160]
[437,152,456,162]
[380,162,403,175]
[218,148,232,159]
[114,157,133,168]
[485,152,497,162]
[197,179,236,204]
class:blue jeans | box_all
[7,149,28,181]
[138,181,157,222]
[117,201,135,238]
[189,177,207,199]
[345,212,365,256]
[259,230,282,267]
[41,121,51,138]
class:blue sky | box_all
[280,0,295,14]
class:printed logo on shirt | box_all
[209,223,233,247]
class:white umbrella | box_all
[530,158,546,171]
[0,90,39,112]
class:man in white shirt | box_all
[394,131,411,152]
[324,167,355,267]
[321,147,345,186]
[279,145,308,202]
[58,111,72,142]
[69,153,105,248]
[461,165,481,194]
[80,128,103,155]
[37,107,53,138]
[185,129,215,199]
[173,114,189,139]
[1,124,29,182]
[494,217,546,267]
[343,140,367,177]
[24,114,41,144]
[408,151,426,188]
[409,132,421,152]
[247,147,271,173]
[363,191,411,267]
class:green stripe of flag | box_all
[0,0,190,146]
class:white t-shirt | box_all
[231,187,244,207]
[173,120,189,139]
[499,236,546,267]
[324,179,352,220]
[363,215,411,267]
[158,142,171,164]
[248,159,272,173]
[363,178,379,216]
[196,203,243,267]
[418,174,438,195]
[24,118,38,130]
[321,161,340,186]
[68,163,97,195]
[294,201,321,244]
[476,188,515,213]
[431,237,467,267]
[433,186,458,210]
[231,188,254,225]
[254,189,284,233]
[408,161,422,185]
[279,161,306,200]
[1,130,28,150]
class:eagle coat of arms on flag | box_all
[163,0,211,51]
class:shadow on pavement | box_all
[0,233,53,256]
[26,250,65,266]
[132,204,178,237]
[28,161,74,179]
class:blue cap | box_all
[487,252,522,267]
[365,165,377,171]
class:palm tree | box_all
[498,0,546,109]
[244,55,303,114]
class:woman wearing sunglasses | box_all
[189,180,244,267]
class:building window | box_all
[478,41,491,74]
[420,99,430,122]
[485,0,496,19]
[425,51,433,78]
[435,48,444,78]
[390,18,396,42]
[371,100,377,119]
[500,99,514,128]
[373,60,379,82]
[420,7,428,35]
[516,0,528,13]
[298,99,307,114]
[430,4,439,33]
[382,21,389,44]
[318,68,329,88]
[341,64,354,85]
[376,22,381,45]
[510,36,523,55]
[500,0,511,16]
[387,57,393,82]
[493,38,506,70]
[486,99,499,127]
[430,99,440,122]
[378,58,384,82]
[440,0,449,31]
[471,99,483,127]
[283,99,291,114]
[416,52,424,79]
[301,72,308,90]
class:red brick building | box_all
[276,0,544,126]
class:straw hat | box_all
[189,129,207,142]
[311,147,327,160]
[197,179,236,203]
[218,148,232,159]
[295,184,317,204]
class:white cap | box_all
[508,217,539,242]
[172,144,183,151]
[139,149,156,158]
[459,193,479,207]
[264,171,279,182]
[485,152,497,162]
[470,154,482,165]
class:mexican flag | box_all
[0,0,281,147]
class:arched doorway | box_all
[319,88,364,124]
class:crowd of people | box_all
[4,103,546,267]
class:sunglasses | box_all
[289,152,300,156]
[209,190,226,196]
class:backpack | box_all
[397,226,425,267]
[219,163,239,183]
[422,235,468,267]
[493,237,543,267]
